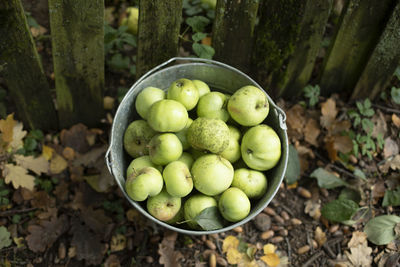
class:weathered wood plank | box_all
[136,0,182,79]
[252,0,308,98]
[0,0,58,130]
[212,0,259,73]
[351,2,400,99]
[48,0,104,128]
[319,0,395,96]
[281,0,332,98]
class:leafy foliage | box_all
[303,85,320,107]
[193,206,224,230]
[310,168,348,189]
[321,199,359,223]
[0,226,12,250]
[391,87,400,105]
[382,186,400,207]
[364,215,400,245]
[284,145,300,184]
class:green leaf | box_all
[364,215,400,245]
[284,144,300,185]
[117,87,129,103]
[310,168,348,189]
[109,53,130,70]
[394,66,400,80]
[186,16,210,32]
[339,188,361,203]
[321,199,359,223]
[193,206,224,230]
[192,43,215,59]
[24,138,37,152]
[383,186,400,207]
[28,129,44,141]
[192,32,207,42]
[0,226,12,249]
[303,85,320,107]
[353,168,367,180]
[391,87,400,105]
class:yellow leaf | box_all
[315,226,327,246]
[13,237,24,248]
[10,122,26,151]
[42,145,54,161]
[110,234,126,252]
[50,153,68,174]
[14,155,49,175]
[260,253,280,267]
[0,114,16,143]
[3,163,35,191]
[223,235,239,253]
[238,255,259,267]
[263,244,277,254]
[227,248,242,265]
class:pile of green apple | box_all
[123,78,281,230]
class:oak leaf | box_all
[14,154,49,175]
[10,121,26,151]
[345,231,372,267]
[0,114,16,143]
[304,118,320,146]
[50,153,68,174]
[320,98,337,130]
[3,163,35,191]
[158,230,183,267]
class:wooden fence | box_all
[0,0,399,130]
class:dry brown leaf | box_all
[81,207,112,236]
[392,114,400,128]
[3,163,35,191]
[158,230,183,267]
[73,145,107,168]
[345,231,372,267]
[304,118,320,146]
[26,215,68,253]
[334,135,353,154]
[60,123,90,153]
[314,226,327,246]
[286,104,306,140]
[84,164,115,193]
[304,200,321,220]
[110,234,126,252]
[325,137,338,162]
[62,147,75,160]
[14,154,49,175]
[50,153,68,174]
[104,254,121,267]
[0,114,16,143]
[384,138,399,159]
[390,155,400,171]
[320,98,337,130]
[371,181,386,203]
[201,36,212,46]
[31,191,56,209]
[330,120,351,135]
[371,110,387,138]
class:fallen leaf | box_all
[0,114,16,143]
[345,231,372,267]
[72,145,107,168]
[10,121,27,151]
[329,120,351,135]
[31,191,56,209]
[263,244,277,254]
[84,164,115,193]
[223,235,239,253]
[304,118,320,146]
[42,145,54,161]
[0,226,12,249]
[14,154,49,175]
[260,253,280,267]
[104,254,121,267]
[201,36,212,46]
[60,123,90,153]
[371,180,386,203]
[50,153,68,174]
[13,237,24,248]
[227,248,243,265]
[390,155,400,171]
[26,215,68,253]
[314,226,327,246]
[371,110,387,138]
[62,147,75,160]
[286,104,306,140]
[384,138,399,159]
[37,207,58,220]
[3,163,35,191]
[81,207,112,236]
[110,234,126,252]
[54,181,69,202]
[158,230,183,267]
[333,135,353,154]
[304,200,321,220]
[70,217,107,265]
[392,114,400,128]
[320,98,337,130]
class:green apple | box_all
[175,118,193,150]
[125,167,163,201]
[190,147,208,160]
[197,92,230,122]
[163,161,193,197]
[147,188,181,222]
[119,7,139,35]
[191,154,234,196]
[220,125,241,163]
[218,187,251,222]
[184,194,217,229]
[166,206,184,224]
[124,120,156,158]
[241,125,281,171]
[232,168,268,199]
[127,155,162,178]
[187,117,230,154]
[228,85,269,126]
[167,78,199,111]
[177,152,194,169]
[135,87,165,119]
[192,80,210,98]
[149,133,183,165]
[148,99,188,132]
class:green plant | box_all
[0,180,10,208]
[391,87,400,105]
[104,23,137,74]
[303,85,320,107]
[183,0,215,19]
[25,12,40,29]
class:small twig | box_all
[285,237,291,260]
[0,207,37,217]
[280,204,295,217]
[372,104,400,114]
[302,251,324,267]
[314,151,358,179]
[322,242,336,258]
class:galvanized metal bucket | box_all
[106,57,288,235]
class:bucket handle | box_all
[105,148,113,177]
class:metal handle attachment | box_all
[275,106,287,130]
[105,147,113,176]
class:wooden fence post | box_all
[319,0,395,96]
[48,0,104,128]
[136,0,182,79]
[351,2,400,100]
[212,0,259,73]
[0,0,58,130]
